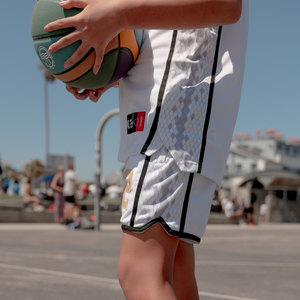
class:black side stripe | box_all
[198,26,223,173]
[129,155,151,227]
[179,173,194,233]
[140,30,178,154]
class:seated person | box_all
[23,179,41,207]
[224,198,244,220]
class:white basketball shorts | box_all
[121,146,216,244]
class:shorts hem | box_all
[121,217,201,244]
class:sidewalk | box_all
[0,198,237,224]
[0,222,121,231]
[1,221,299,231]
[0,222,299,300]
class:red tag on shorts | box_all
[127,112,145,134]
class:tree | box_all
[4,167,19,181]
[23,159,45,180]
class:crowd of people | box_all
[221,195,268,225]
[1,166,269,226]
[0,170,21,196]
[0,163,79,221]
[0,163,124,226]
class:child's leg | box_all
[173,240,199,300]
[118,223,179,300]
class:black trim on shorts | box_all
[179,173,194,233]
[140,30,178,155]
[198,26,223,173]
[129,155,151,227]
[122,217,201,244]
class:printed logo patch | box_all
[39,46,55,69]
[127,112,145,134]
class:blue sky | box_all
[1,1,299,182]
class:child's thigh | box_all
[118,223,179,281]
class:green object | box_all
[31,0,141,89]
[31,0,82,39]
[33,36,82,74]
[65,50,119,90]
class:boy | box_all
[45,1,248,299]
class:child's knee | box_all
[117,255,132,293]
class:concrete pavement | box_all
[0,222,299,300]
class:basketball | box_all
[31,0,143,89]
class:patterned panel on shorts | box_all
[158,28,219,172]
[134,147,190,232]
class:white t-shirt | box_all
[63,169,76,197]
[221,198,229,211]
[106,185,122,198]
[224,201,234,218]
[118,1,249,188]
[259,203,268,216]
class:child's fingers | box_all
[66,85,81,94]
[93,48,105,75]
[59,0,87,9]
[48,30,81,54]
[66,85,89,100]
[89,81,118,102]
[44,15,77,32]
[89,90,102,102]
[63,42,91,69]
[74,90,89,100]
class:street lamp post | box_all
[94,108,120,231]
[44,77,50,165]
[38,62,55,171]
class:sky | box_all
[1,1,300,182]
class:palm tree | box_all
[38,62,55,172]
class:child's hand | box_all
[65,81,119,103]
[44,0,122,75]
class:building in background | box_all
[219,130,300,223]
[46,153,74,174]
[227,134,300,175]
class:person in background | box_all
[221,197,229,211]
[51,165,65,223]
[63,163,77,203]
[259,202,268,223]
[63,163,78,222]
[244,192,256,225]
[0,159,3,194]
[23,178,41,207]
[224,198,244,223]
[79,182,89,199]
[12,179,20,195]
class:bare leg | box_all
[118,223,179,300]
[25,196,41,207]
[173,240,199,300]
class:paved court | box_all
[0,222,299,300]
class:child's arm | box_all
[45,0,242,75]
